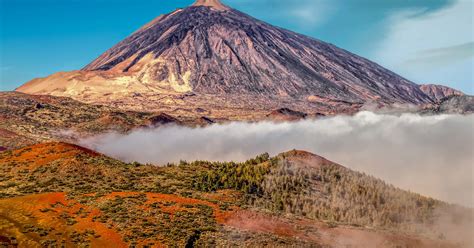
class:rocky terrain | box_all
[419,84,464,102]
[16,0,464,115]
[0,92,212,150]
[421,95,474,114]
[437,95,474,114]
[0,143,471,247]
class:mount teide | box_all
[17,0,452,117]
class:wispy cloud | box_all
[374,0,473,87]
[81,112,474,207]
[406,42,474,66]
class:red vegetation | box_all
[0,193,126,247]
[0,142,99,170]
[100,192,237,223]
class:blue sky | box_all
[0,0,472,93]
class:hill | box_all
[0,92,220,150]
[0,143,471,247]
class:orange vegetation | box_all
[0,191,238,246]
[0,142,99,170]
[0,192,126,247]
[100,192,237,223]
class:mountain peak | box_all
[192,0,229,10]
[17,0,436,111]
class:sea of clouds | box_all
[80,111,474,207]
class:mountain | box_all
[16,0,439,115]
[1,142,471,247]
[419,84,464,102]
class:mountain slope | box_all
[419,84,464,102]
[427,95,474,114]
[17,0,435,113]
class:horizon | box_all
[0,0,473,94]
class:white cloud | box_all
[374,0,473,90]
[81,112,474,207]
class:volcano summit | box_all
[16,0,460,117]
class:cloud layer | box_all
[81,112,474,207]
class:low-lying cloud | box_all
[81,112,474,207]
